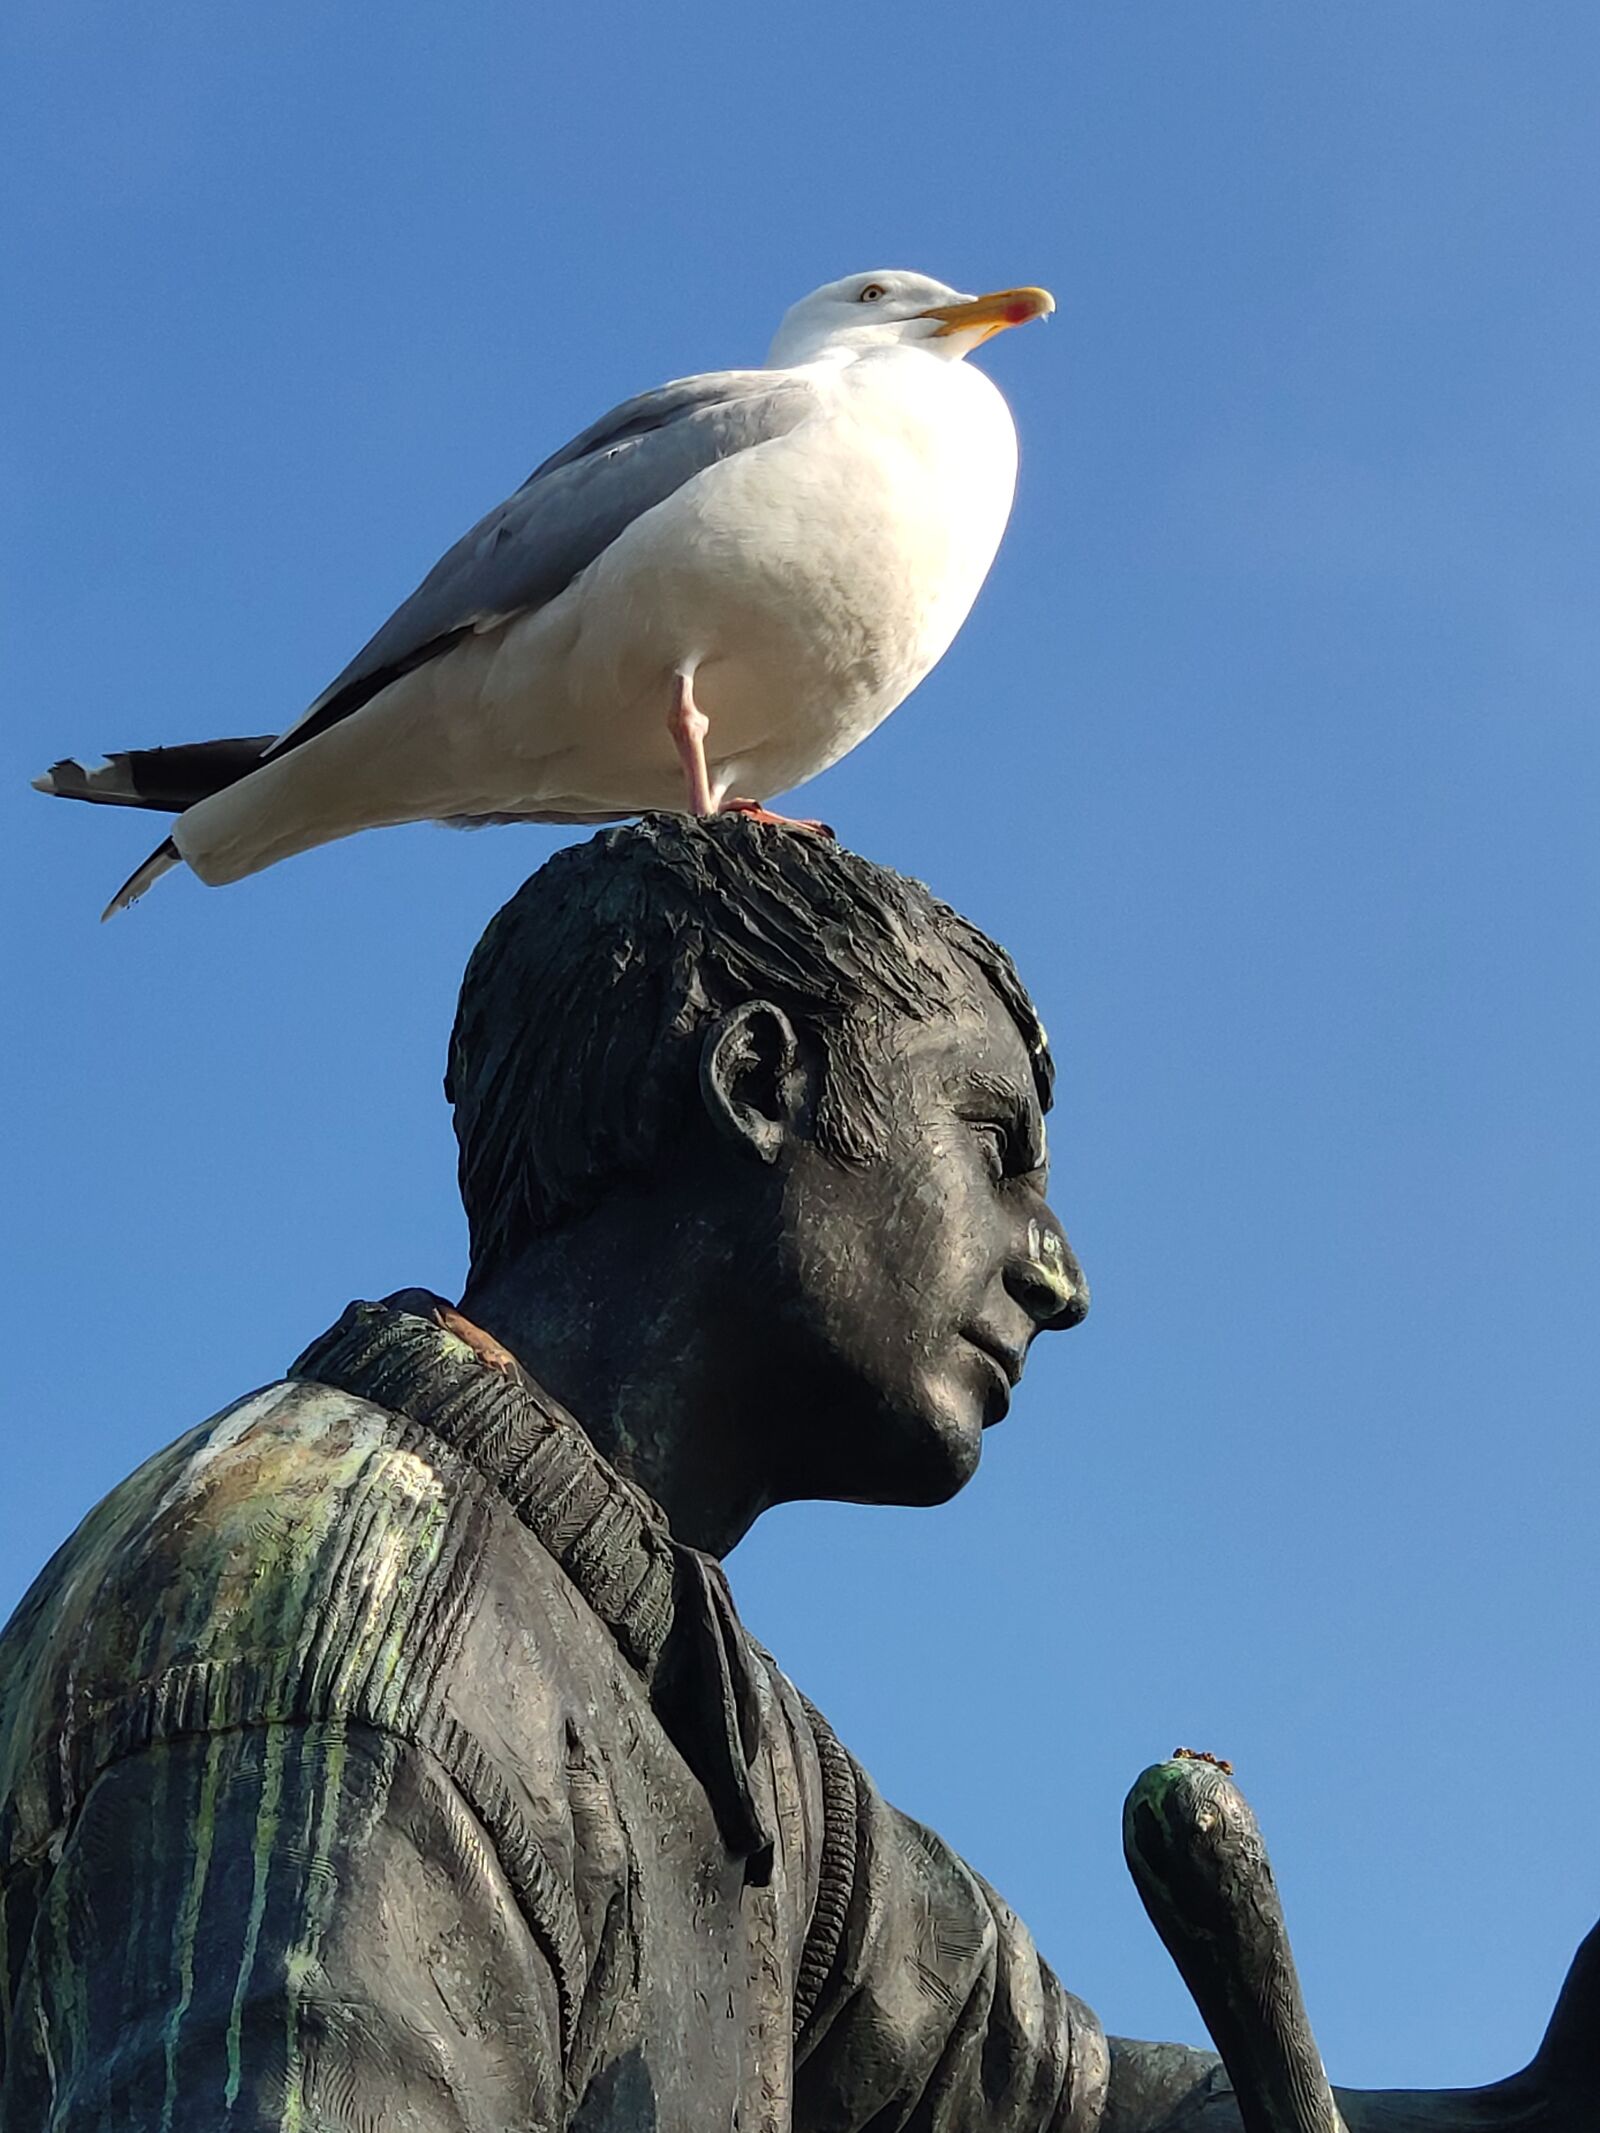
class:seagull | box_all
[35,269,1054,916]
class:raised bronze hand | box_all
[1120,1752,1598,2133]
[1124,1752,1346,2133]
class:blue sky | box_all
[6,0,1599,2094]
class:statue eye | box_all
[857,282,888,304]
[970,1122,1010,1177]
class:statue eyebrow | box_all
[960,1071,1023,1107]
[956,1072,1047,1170]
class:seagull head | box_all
[766,270,1055,368]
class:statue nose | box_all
[1007,1219,1089,1331]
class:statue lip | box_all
[965,1328,1024,1387]
[965,1331,1024,1415]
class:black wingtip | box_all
[101,838,181,921]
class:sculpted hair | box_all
[447,814,1053,1279]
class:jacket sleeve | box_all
[1,1719,567,2133]
[791,1713,1113,2133]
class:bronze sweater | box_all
[0,1302,1117,2131]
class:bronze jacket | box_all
[0,1302,1122,2132]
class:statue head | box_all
[449,816,1086,1514]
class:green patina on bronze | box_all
[224,1721,286,2112]
[161,1730,225,2133]
[279,1723,349,2133]
[110,1729,169,2093]
[323,1453,448,1720]
[0,1357,474,2129]
[40,1865,80,2110]
[0,1391,455,1863]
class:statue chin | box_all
[816,1373,988,1512]
[881,1435,983,1510]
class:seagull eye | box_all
[857,282,888,304]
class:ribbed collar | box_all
[290,1297,773,1881]
[292,1297,678,1671]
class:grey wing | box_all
[266,369,821,760]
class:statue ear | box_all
[698,1002,806,1164]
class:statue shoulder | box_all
[0,1375,506,1861]
[2,1374,439,1657]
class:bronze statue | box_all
[0,815,1593,2130]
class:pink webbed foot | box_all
[718,798,835,837]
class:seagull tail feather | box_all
[101,839,181,922]
[33,736,278,814]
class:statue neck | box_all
[459,1188,777,1559]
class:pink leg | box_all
[667,671,715,816]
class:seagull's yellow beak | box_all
[918,285,1056,341]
